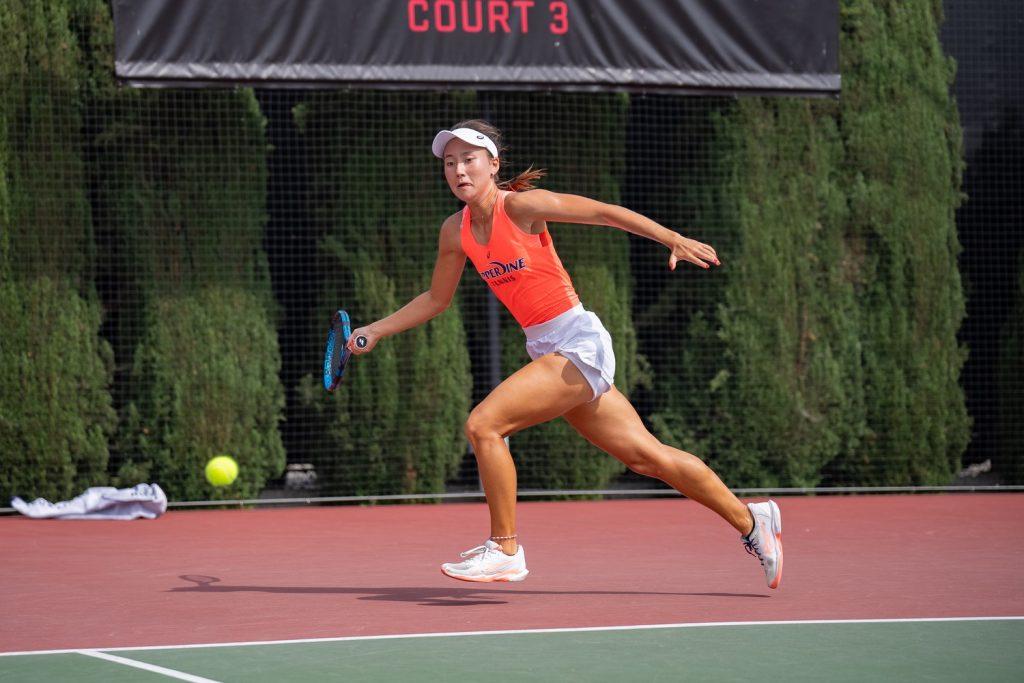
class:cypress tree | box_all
[0,0,116,502]
[647,99,863,488]
[828,0,968,484]
[296,91,473,496]
[643,1,967,488]
[3,0,94,287]
[0,278,116,501]
[93,88,285,500]
[0,1,10,280]
[116,287,284,499]
[76,0,286,500]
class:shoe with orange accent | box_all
[441,540,529,582]
[743,500,783,589]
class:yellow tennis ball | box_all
[205,455,238,487]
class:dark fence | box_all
[1,1,1019,506]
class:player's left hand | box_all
[668,234,720,270]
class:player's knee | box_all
[464,409,498,444]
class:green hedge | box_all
[0,0,975,498]
[650,99,864,488]
[828,0,968,484]
[0,0,8,280]
[0,278,116,502]
[2,0,94,288]
[115,288,285,499]
[0,88,8,283]
[296,91,473,496]
[0,0,115,502]
[646,0,967,488]
[87,88,286,499]
[75,0,285,498]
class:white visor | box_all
[432,128,498,159]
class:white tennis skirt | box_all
[524,304,616,401]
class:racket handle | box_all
[355,336,368,349]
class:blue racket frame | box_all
[323,310,352,392]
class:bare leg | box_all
[563,386,753,535]
[465,353,594,554]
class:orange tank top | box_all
[461,191,580,328]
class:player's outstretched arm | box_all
[347,216,465,354]
[505,189,720,271]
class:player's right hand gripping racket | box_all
[323,310,367,392]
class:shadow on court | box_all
[172,574,769,606]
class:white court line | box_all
[3,616,1022,657]
[78,650,222,683]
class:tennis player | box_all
[347,120,783,589]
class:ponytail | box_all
[498,165,546,192]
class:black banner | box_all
[113,0,839,94]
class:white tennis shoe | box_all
[743,500,783,589]
[441,540,529,582]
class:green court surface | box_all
[2,619,1021,682]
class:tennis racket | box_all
[322,310,367,392]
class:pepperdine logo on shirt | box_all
[480,258,526,286]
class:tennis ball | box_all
[205,455,238,487]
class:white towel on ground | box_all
[11,483,167,520]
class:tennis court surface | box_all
[3,494,1022,680]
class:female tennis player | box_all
[347,120,783,589]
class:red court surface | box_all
[2,494,1022,653]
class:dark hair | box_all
[450,119,545,192]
